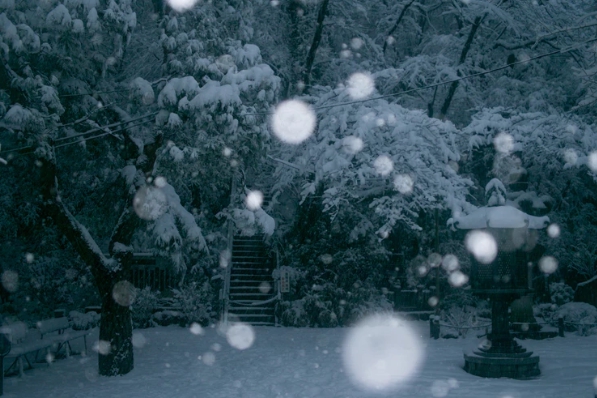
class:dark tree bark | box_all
[286,0,307,96]
[40,156,135,376]
[302,0,330,89]
[383,0,416,54]
[438,15,484,120]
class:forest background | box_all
[0,0,597,375]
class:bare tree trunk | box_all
[40,157,134,376]
[302,0,330,89]
[97,267,134,376]
[438,15,484,120]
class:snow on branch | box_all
[58,192,120,272]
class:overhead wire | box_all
[1,33,597,157]
[314,36,597,111]
[236,35,597,116]
[1,112,158,156]
[53,120,152,149]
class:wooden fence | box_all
[128,253,176,292]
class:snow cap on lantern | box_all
[447,178,549,294]
[448,179,549,231]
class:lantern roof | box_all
[448,205,549,230]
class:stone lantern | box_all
[448,179,549,379]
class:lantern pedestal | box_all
[463,296,540,379]
[463,351,540,379]
[448,187,550,380]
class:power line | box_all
[1,112,157,156]
[314,36,597,111]
[53,112,158,143]
[239,35,597,116]
[2,35,596,158]
[53,120,151,149]
[1,119,153,160]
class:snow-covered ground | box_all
[3,320,596,398]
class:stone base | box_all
[464,350,540,379]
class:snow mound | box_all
[555,302,597,335]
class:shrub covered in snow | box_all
[534,302,558,323]
[172,280,215,326]
[152,310,186,327]
[70,310,100,330]
[131,287,160,329]
[555,302,597,335]
[550,282,575,306]
[275,201,392,327]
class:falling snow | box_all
[166,0,200,12]
[494,132,514,154]
[7,325,597,398]
[342,136,364,154]
[270,99,316,144]
[539,256,558,274]
[588,151,597,172]
[245,190,263,210]
[1,270,18,292]
[448,271,469,287]
[93,340,111,355]
[373,155,393,176]
[442,254,460,272]
[190,322,205,335]
[465,230,498,264]
[350,38,364,50]
[133,186,168,220]
[154,176,167,188]
[547,224,561,238]
[132,332,147,348]
[342,314,423,392]
[202,351,216,365]
[226,323,255,350]
[393,174,414,194]
[112,280,136,306]
[346,73,375,100]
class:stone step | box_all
[229,313,274,319]
[228,306,274,313]
[231,265,270,271]
[229,277,270,283]
[231,315,275,325]
[230,287,274,295]
[230,292,273,301]
[230,294,274,302]
[230,271,272,277]
[231,255,267,260]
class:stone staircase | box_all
[227,234,277,326]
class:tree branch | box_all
[303,0,330,88]
[108,208,141,255]
[40,157,119,277]
[439,15,485,120]
[494,22,597,51]
[383,0,417,54]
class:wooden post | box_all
[430,316,440,339]
[558,317,564,337]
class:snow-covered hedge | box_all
[555,302,597,335]
[131,287,160,329]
